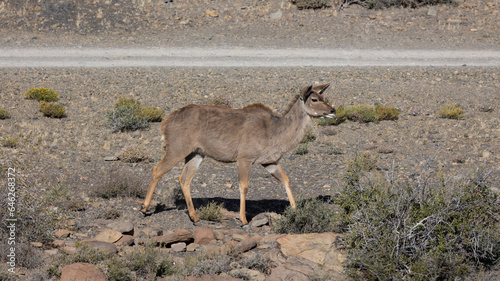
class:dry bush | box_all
[438,104,464,119]
[116,145,152,163]
[93,168,147,199]
[39,101,66,118]
[24,87,59,102]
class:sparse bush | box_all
[116,145,151,163]
[24,87,59,102]
[47,243,112,278]
[39,101,66,118]
[300,130,316,144]
[334,165,500,280]
[107,258,133,281]
[374,105,400,120]
[438,104,464,119]
[293,0,332,9]
[243,254,274,275]
[318,105,399,126]
[106,97,154,132]
[209,95,232,108]
[185,252,233,276]
[125,244,178,279]
[141,106,165,122]
[273,197,338,234]
[0,108,11,119]
[1,135,19,148]
[197,201,224,222]
[479,104,494,112]
[326,146,343,155]
[295,143,309,155]
[94,168,147,199]
[106,104,150,132]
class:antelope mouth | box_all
[324,113,336,119]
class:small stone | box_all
[233,238,257,254]
[206,10,218,17]
[83,241,118,255]
[104,156,118,161]
[171,242,187,252]
[250,216,269,228]
[115,235,134,247]
[94,229,123,243]
[270,9,282,20]
[194,227,215,245]
[107,220,134,235]
[55,229,72,238]
[186,243,199,252]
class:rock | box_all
[232,233,250,242]
[194,227,215,244]
[185,274,244,281]
[30,242,43,248]
[115,235,134,247]
[60,263,107,281]
[83,241,118,255]
[266,265,309,281]
[277,233,345,273]
[94,229,123,243]
[107,220,134,235]
[140,227,162,238]
[230,268,265,281]
[249,215,269,228]
[55,229,72,238]
[270,9,282,20]
[147,229,193,246]
[103,156,118,161]
[171,242,186,252]
[427,7,437,17]
[206,10,218,17]
[52,239,66,248]
[214,229,245,240]
[186,242,199,252]
[233,238,257,254]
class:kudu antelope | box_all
[141,84,335,224]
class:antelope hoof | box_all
[239,216,248,225]
[140,205,148,214]
[191,216,200,223]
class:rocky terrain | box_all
[0,0,499,280]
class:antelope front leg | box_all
[237,160,252,225]
[264,163,296,209]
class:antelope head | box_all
[300,84,336,118]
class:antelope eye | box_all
[311,98,318,102]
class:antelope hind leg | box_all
[264,163,296,209]
[179,154,204,223]
[141,154,184,213]
[237,160,252,225]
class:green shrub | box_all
[197,201,224,222]
[39,102,66,118]
[0,108,11,119]
[106,104,150,132]
[300,130,316,144]
[184,252,232,276]
[125,244,178,279]
[335,167,500,280]
[24,87,59,102]
[107,258,133,281]
[1,135,19,148]
[273,197,339,234]
[295,143,309,155]
[141,106,165,122]
[293,0,332,9]
[375,105,400,120]
[106,98,151,132]
[209,95,232,108]
[47,243,112,278]
[438,104,464,119]
[318,105,399,126]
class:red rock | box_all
[60,263,107,281]
[194,227,215,244]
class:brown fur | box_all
[141,84,335,224]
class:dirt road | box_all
[1,48,500,67]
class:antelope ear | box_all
[315,83,330,95]
[301,85,313,101]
